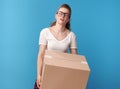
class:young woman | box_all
[34,4,77,89]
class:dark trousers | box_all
[34,81,39,89]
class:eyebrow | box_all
[58,11,69,14]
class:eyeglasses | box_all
[57,11,70,17]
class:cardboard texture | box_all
[41,50,90,89]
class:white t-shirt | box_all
[39,28,77,52]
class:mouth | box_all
[60,18,64,21]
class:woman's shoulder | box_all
[66,29,75,35]
[40,27,50,33]
[69,31,76,38]
[70,31,75,35]
[41,27,49,32]
[66,28,74,34]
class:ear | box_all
[55,13,57,20]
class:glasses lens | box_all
[57,11,69,17]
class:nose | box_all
[61,13,65,18]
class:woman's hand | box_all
[37,75,41,89]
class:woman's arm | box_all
[37,44,47,88]
[70,48,77,54]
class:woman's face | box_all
[55,7,70,25]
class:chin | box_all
[58,21,65,25]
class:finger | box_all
[37,80,40,88]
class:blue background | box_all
[0,0,120,89]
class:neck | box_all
[54,23,66,32]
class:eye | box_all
[57,11,69,17]
[58,11,63,16]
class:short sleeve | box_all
[70,32,77,49]
[39,28,47,45]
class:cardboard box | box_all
[41,50,90,89]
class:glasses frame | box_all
[57,11,70,18]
